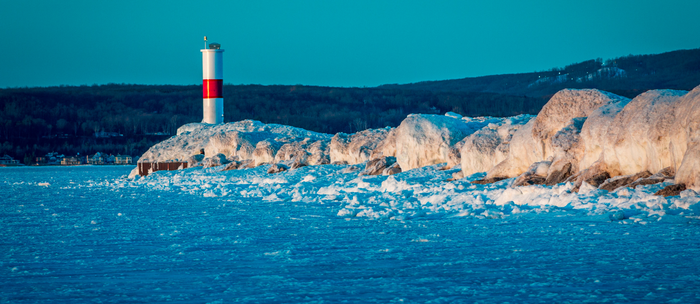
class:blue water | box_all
[2,166,700,303]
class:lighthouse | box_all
[201,37,224,124]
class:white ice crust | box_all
[136,84,700,191]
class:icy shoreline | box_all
[129,85,700,223]
[123,160,700,225]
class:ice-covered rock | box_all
[578,98,631,169]
[252,140,283,166]
[486,89,626,180]
[395,114,486,171]
[459,115,533,176]
[268,163,289,174]
[330,128,392,164]
[672,86,700,190]
[187,154,205,167]
[512,161,551,187]
[600,90,686,176]
[599,171,652,192]
[201,153,229,168]
[370,128,397,159]
[306,140,331,165]
[533,89,623,158]
[273,138,331,166]
[140,120,331,164]
[382,162,402,175]
[274,140,310,163]
[544,117,586,185]
[360,156,397,176]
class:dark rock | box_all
[628,177,665,189]
[513,175,546,186]
[187,154,206,167]
[202,153,229,168]
[653,166,675,179]
[221,161,241,171]
[290,161,306,170]
[585,172,611,188]
[267,163,289,174]
[240,159,256,169]
[331,160,349,165]
[599,171,652,191]
[382,162,402,175]
[360,156,397,176]
[654,184,687,197]
[545,162,572,186]
[341,165,361,174]
[471,177,508,185]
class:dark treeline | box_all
[380,48,700,98]
[0,84,543,163]
[8,47,698,164]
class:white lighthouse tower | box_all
[201,36,224,124]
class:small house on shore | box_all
[0,155,20,166]
[61,156,81,165]
[88,152,105,165]
[115,154,133,165]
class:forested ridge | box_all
[0,84,542,163]
[3,47,700,164]
[381,48,700,97]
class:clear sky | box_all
[2,0,700,88]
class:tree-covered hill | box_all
[379,48,700,98]
[0,84,541,162]
[3,47,699,164]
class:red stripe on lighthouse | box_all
[203,79,223,98]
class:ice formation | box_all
[135,84,700,192]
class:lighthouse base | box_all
[202,98,224,124]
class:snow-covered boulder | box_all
[307,139,331,165]
[459,115,532,176]
[187,154,205,167]
[330,127,392,164]
[578,98,631,170]
[201,153,229,168]
[395,114,484,171]
[274,140,310,163]
[272,138,330,166]
[600,90,686,177]
[533,89,623,158]
[139,120,331,164]
[544,117,587,185]
[370,128,397,159]
[486,89,625,180]
[382,162,402,175]
[671,86,700,190]
[252,139,283,166]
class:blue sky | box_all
[2,0,700,88]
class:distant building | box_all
[115,154,133,165]
[87,152,105,165]
[35,156,47,165]
[61,156,81,165]
[0,155,20,166]
[94,131,123,138]
[45,152,63,165]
